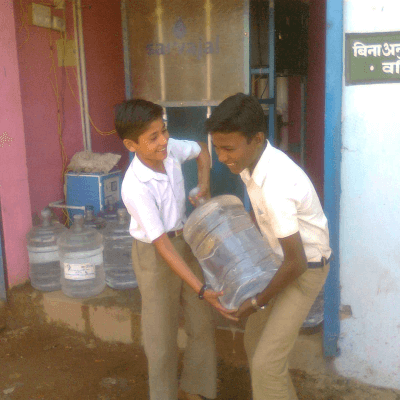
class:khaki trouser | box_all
[244,264,330,400]
[131,235,217,400]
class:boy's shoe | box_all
[178,387,205,400]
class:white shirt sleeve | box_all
[122,183,166,242]
[168,138,201,164]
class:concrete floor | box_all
[3,283,400,400]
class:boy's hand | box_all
[188,185,210,207]
[234,298,257,321]
[203,289,239,322]
[196,185,210,201]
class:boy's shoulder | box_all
[121,158,154,204]
[167,136,193,151]
[167,137,201,163]
[122,156,153,185]
[121,159,139,189]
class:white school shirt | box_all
[121,138,201,243]
[240,141,332,263]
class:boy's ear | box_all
[123,139,137,152]
[254,132,265,145]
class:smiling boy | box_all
[115,99,234,400]
[205,93,332,400]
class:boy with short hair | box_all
[205,93,332,400]
[115,99,233,400]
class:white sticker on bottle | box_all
[63,263,96,280]
[28,249,59,264]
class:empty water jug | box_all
[103,208,137,290]
[58,214,106,298]
[184,194,280,310]
[26,208,66,292]
[84,205,107,230]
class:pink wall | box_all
[305,0,326,201]
[0,0,32,286]
[82,0,128,161]
[14,1,82,217]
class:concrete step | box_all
[39,286,330,374]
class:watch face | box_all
[251,296,259,310]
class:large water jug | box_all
[184,194,280,310]
[26,208,66,292]
[84,205,107,230]
[58,214,106,298]
[103,208,138,290]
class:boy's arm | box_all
[235,231,308,319]
[153,233,238,321]
[193,141,211,201]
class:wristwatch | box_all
[198,284,208,300]
[251,295,266,311]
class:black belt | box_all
[167,228,183,238]
[308,254,332,269]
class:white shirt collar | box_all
[131,148,171,183]
[240,140,272,187]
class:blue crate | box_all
[66,171,122,219]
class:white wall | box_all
[336,0,400,389]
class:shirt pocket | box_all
[172,175,185,207]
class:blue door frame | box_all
[323,0,343,357]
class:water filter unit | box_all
[65,171,122,220]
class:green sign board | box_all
[345,31,400,85]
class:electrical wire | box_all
[69,68,116,136]
[17,0,115,225]
[17,0,30,49]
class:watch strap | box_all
[198,284,208,300]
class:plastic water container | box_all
[84,205,106,230]
[58,214,106,298]
[184,194,280,310]
[103,208,137,290]
[26,208,66,292]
